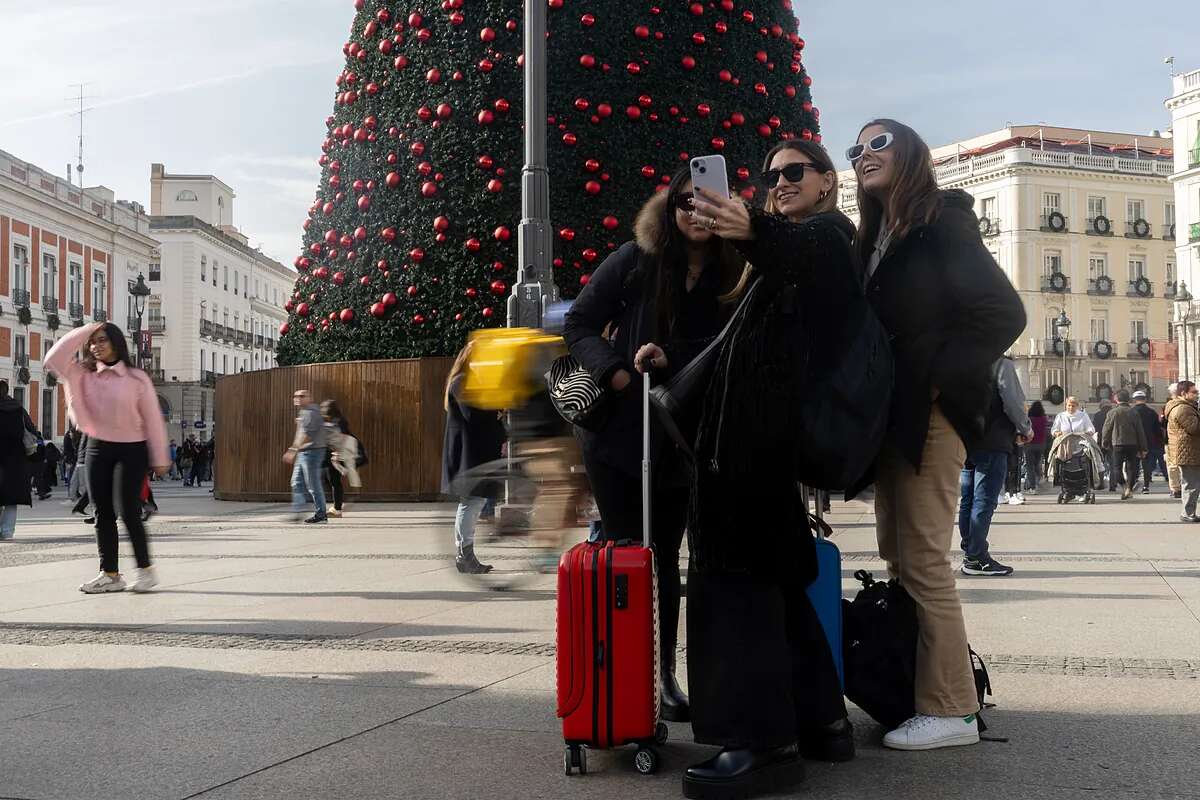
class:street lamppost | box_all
[129,273,151,369]
[1175,282,1192,382]
[1055,310,1072,400]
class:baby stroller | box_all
[1050,433,1100,504]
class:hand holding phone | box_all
[689,155,730,200]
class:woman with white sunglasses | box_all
[848,119,1025,751]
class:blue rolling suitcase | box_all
[803,486,844,688]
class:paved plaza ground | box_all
[1,482,1198,800]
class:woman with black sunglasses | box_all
[563,167,742,722]
[848,119,1024,751]
[680,140,861,800]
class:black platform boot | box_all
[798,716,855,762]
[660,648,690,722]
[683,743,805,800]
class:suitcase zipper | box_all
[590,546,600,747]
[605,543,615,748]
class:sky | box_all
[1,0,1196,268]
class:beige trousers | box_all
[874,403,979,717]
[1167,452,1181,493]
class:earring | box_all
[818,190,829,201]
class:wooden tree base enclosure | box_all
[214,358,452,502]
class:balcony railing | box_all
[1087,277,1115,296]
[1163,224,1177,240]
[1128,340,1151,360]
[1086,216,1115,236]
[1088,341,1116,360]
[13,289,30,308]
[14,354,29,368]
[92,307,108,323]
[202,370,217,387]
[1040,274,1070,293]
[148,368,165,382]
[255,334,264,348]
[1039,213,1069,233]
[68,302,84,320]
[149,317,166,333]
[1125,219,1153,239]
[200,319,214,337]
[1190,222,1200,244]
[265,338,274,351]
[1127,279,1153,298]
[1165,282,1179,299]
[1043,338,1072,357]
[41,295,57,311]
[1191,148,1200,170]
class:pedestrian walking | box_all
[959,357,1031,577]
[441,342,505,574]
[1131,391,1165,494]
[321,399,361,517]
[1165,381,1200,522]
[1023,402,1049,492]
[283,389,328,523]
[62,428,78,487]
[41,439,61,498]
[1163,383,1182,498]
[168,439,180,480]
[682,140,862,797]
[189,436,209,486]
[565,166,743,728]
[0,380,37,541]
[1093,400,1121,491]
[45,322,170,593]
[1052,396,1097,439]
[848,119,1025,751]
[1101,390,1147,501]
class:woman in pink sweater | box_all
[45,322,170,593]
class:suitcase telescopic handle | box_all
[800,482,826,539]
[642,370,652,549]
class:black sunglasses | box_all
[672,192,695,212]
[760,162,815,189]
[846,132,895,163]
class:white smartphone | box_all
[689,154,730,200]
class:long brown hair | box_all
[722,139,839,303]
[444,340,474,411]
[852,119,943,270]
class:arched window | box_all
[176,190,198,201]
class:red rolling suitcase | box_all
[556,372,666,776]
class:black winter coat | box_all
[864,189,1026,470]
[689,207,861,579]
[563,190,739,480]
[441,373,506,496]
[0,398,36,507]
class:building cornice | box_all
[0,175,159,251]
[149,215,291,276]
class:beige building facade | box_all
[839,125,1176,412]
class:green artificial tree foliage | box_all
[277,0,820,365]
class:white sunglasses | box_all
[847,132,895,164]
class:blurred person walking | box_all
[45,323,170,593]
[1165,381,1200,522]
[0,380,37,541]
[283,389,328,524]
[1131,391,1165,493]
[1023,402,1049,492]
[1163,383,1182,497]
[1101,390,1147,501]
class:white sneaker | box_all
[79,572,127,594]
[131,567,159,593]
[1008,493,1024,505]
[883,713,980,751]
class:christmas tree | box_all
[277,0,821,365]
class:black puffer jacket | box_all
[563,190,740,480]
[690,207,861,578]
[864,189,1026,471]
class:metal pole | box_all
[1063,344,1068,399]
[509,0,556,330]
[1185,316,1191,382]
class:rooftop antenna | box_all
[1165,56,1176,76]
[67,83,95,185]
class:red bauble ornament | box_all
[314,266,330,280]
[285,300,295,312]
[357,195,371,211]
[340,308,354,323]
[626,106,641,120]
[584,159,601,172]
[410,247,426,262]
[322,201,335,216]
[332,271,346,286]
[579,54,597,69]
[480,26,496,42]
[603,215,619,230]
[305,322,317,333]
[597,103,612,118]
[582,248,598,262]
[581,13,595,26]
[481,307,494,318]
[490,279,508,296]
[585,180,602,195]
[477,109,495,125]
[433,215,451,232]
[640,165,656,179]
[466,287,478,299]
[416,27,431,42]
[689,2,704,14]
[381,227,397,242]
[421,181,438,197]
[487,179,503,193]
[309,242,323,255]
[758,123,773,137]
[755,50,768,63]
[692,32,707,45]
[478,58,494,72]
[436,102,453,119]
[711,137,725,150]
[406,285,418,297]
[477,154,494,169]
[324,229,339,245]
[413,313,426,324]
[410,142,426,157]
[494,98,510,113]
[635,25,649,38]
[559,227,576,241]
[370,302,386,318]
[580,274,591,286]
[383,291,398,307]
[279,321,291,335]
[681,55,697,70]
[492,260,505,272]
[360,275,372,287]
[296,302,311,317]
[718,69,732,82]
[626,61,642,75]
[494,225,512,242]
[465,238,482,253]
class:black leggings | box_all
[325,462,345,511]
[583,451,688,659]
[86,439,151,573]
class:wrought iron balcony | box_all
[200,319,215,338]
[1087,276,1115,296]
[1165,282,1178,299]
[1039,213,1068,233]
[149,368,165,382]
[1127,278,1153,298]
[1040,274,1070,293]
[92,307,108,323]
[68,302,84,320]
[1163,224,1176,240]
[1086,216,1115,236]
[1125,219,1153,239]
[41,294,57,311]
[202,370,217,387]
[149,317,166,333]
[13,289,30,308]
[1043,338,1072,357]
[14,354,29,368]
[265,338,274,351]
[255,334,264,348]
[1127,340,1151,360]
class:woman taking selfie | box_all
[564,167,742,722]
[45,322,170,593]
[849,119,1024,750]
[681,140,861,799]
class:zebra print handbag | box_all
[545,353,611,432]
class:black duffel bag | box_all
[842,570,993,732]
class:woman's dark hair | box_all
[649,167,742,341]
[1028,401,1045,418]
[1178,380,1196,396]
[852,118,944,270]
[320,399,343,420]
[81,323,135,372]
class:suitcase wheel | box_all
[634,746,659,775]
[655,722,669,745]
[564,745,586,776]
